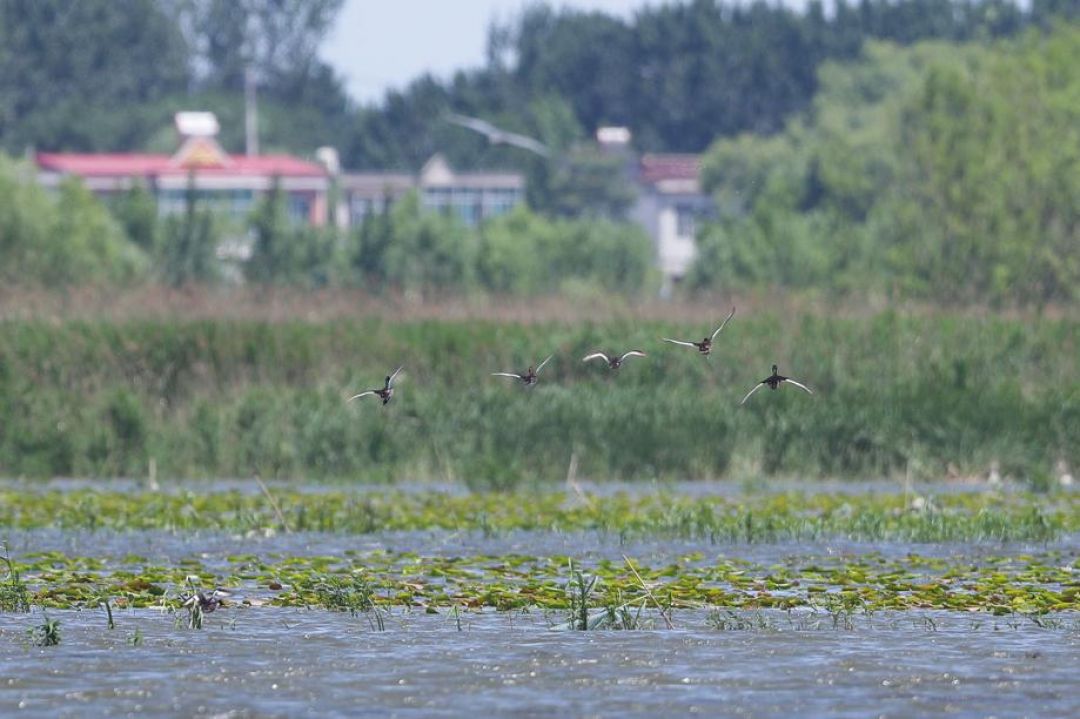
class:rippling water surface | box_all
[2,607,1077,718]
[1,480,1076,717]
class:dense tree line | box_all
[3,0,1072,164]
[0,0,1076,306]
[345,0,1071,171]
[689,26,1080,306]
[0,0,351,154]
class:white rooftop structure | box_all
[174,112,221,138]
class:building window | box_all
[156,188,254,221]
[676,204,697,239]
[287,193,311,224]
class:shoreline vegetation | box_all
[0,293,1075,487]
[2,490,1076,616]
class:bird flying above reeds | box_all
[662,307,736,357]
[492,355,553,386]
[348,366,403,405]
[740,364,814,405]
[582,350,647,370]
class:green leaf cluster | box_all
[691,27,1079,306]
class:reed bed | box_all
[0,488,1074,541]
[0,311,1075,485]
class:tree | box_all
[110,184,160,253]
[160,179,219,286]
[246,181,292,283]
[0,156,147,284]
[167,0,346,98]
[0,0,188,151]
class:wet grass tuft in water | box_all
[29,614,61,646]
[1,543,31,612]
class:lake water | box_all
[1,605,1077,718]
[1,481,1077,717]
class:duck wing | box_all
[619,350,647,362]
[347,390,378,402]
[387,366,404,388]
[782,378,814,395]
[662,338,697,348]
[491,372,524,380]
[582,352,610,363]
[739,382,766,405]
[710,306,737,341]
[535,355,554,374]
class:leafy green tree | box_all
[110,184,160,253]
[0,156,147,284]
[246,182,293,283]
[381,192,478,297]
[478,206,656,295]
[692,27,1079,306]
[0,0,188,151]
[160,181,220,287]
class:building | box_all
[630,153,714,287]
[35,112,330,227]
[340,154,525,228]
[597,127,714,292]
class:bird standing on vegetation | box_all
[739,364,814,405]
[182,587,231,613]
[662,307,736,357]
[582,350,647,370]
[492,355,553,386]
[348,367,404,405]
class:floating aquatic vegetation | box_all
[5,547,1076,617]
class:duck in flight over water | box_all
[582,350,647,370]
[492,355,553,386]
[348,366,403,405]
[662,307,736,357]
[740,364,814,405]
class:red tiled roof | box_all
[36,152,326,178]
[638,153,701,184]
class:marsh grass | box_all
[29,613,61,646]
[2,489,1073,543]
[1,543,31,612]
[311,573,386,630]
[565,559,598,631]
[0,312,1075,484]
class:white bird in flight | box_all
[446,113,551,157]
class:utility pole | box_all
[244,66,259,157]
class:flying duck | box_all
[582,350,647,370]
[348,366,403,405]
[740,364,814,405]
[492,355,553,386]
[662,307,736,357]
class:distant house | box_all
[340,154,525,228]
[598,128,714,293]
[35,112,330,227]
[630,153,714,287]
